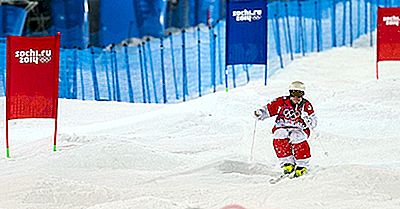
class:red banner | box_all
[5,34,60,157]
[376,7,400,79]
[6,35,60,119]
[377,7,400,61]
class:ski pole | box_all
[250,119,258,161]
[313,129,328,157]
[317,138,329,157]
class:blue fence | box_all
[0,0,397,103]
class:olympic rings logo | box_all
[283,109,301,120]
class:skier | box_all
[254,81,317,177]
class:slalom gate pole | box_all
[53,118,58,152]
[6,119,10,158]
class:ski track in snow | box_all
[0,41,400,208]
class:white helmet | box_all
[289,81,305,92]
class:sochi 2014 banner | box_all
[377,7,400,62]
[6,34,60,157]
[226,0,268,65]
[376,7,400,79]
[6,35,60,120]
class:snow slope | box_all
[0,44,400,209]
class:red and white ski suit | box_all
[260,96,317,167]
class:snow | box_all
[1,42,400,209]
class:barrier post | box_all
[160,38,167,103]
[332,0,337,47]
[197,27,202,97]
[138,44,147,103]
[142,43,151,103]
[146,39,158,103]
[123,44,134,103]
[182,29,188,101]
[169,33,179,100]
[90,46,100,100]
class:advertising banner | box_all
[376,7,400,79]
[6,34,60,157]
[226,0,268,65]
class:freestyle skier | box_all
[254,81,317,177]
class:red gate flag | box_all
[376,7,400,79]
[6,34,60,158]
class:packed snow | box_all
[0,42,400,209]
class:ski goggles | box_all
[289,90,304,97]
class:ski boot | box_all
[294,166,308,177]
[282,163,295,174]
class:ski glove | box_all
[302,113,317,129]
[254,107,269,120]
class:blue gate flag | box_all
[226,0,268,65]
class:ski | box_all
[269,172,297,184]
[269,174,289,184]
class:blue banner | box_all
[226,0,267,65]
